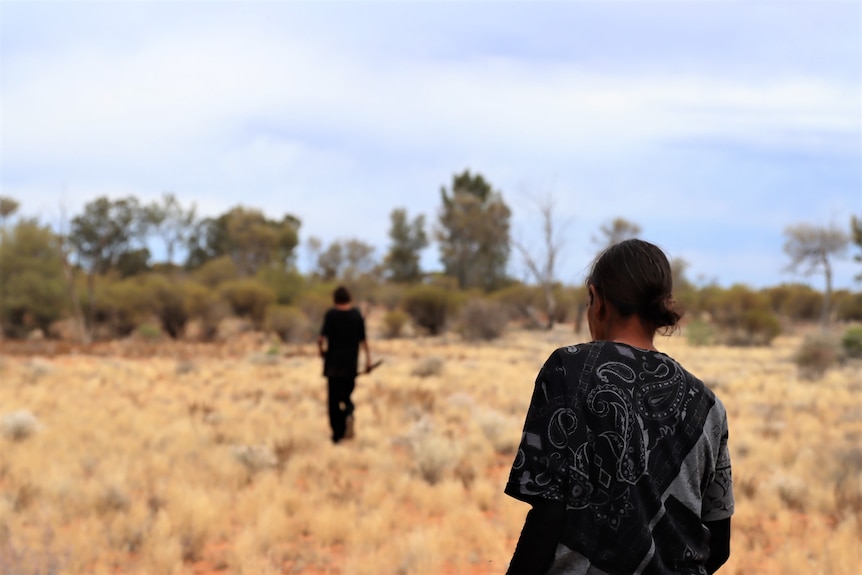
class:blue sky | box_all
[1,1,860,290]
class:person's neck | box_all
[602,318,657,351]
[335,303,352,311]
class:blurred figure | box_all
[505,239,734,575]
[317,286,372,443]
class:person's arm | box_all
[361,340,371,373]
[506,498,566,575]
[317,335,326,358]
[704,517,731,574]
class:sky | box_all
[1,0,860,290]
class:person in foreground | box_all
[318,286,372,443]
[505,239,734,575]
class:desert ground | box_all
[1,319,860,575]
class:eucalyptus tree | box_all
[384,208,428,283]
[783,222,849,326]
[185,206,301,275]
[436,170,511,291]
[144,192,197,268]
[593,217,642,250]
[308,237,378,282]
[69,196,146,326]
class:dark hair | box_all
[587,239,683,333]
[333,286,352,305]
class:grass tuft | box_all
[1,410,41,441]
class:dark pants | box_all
[327,376,355,442]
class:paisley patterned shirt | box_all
[505,341,734,575]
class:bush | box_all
[411,434,457,485]
[370,282,406,311]
[411,356,444,378]
[382,309,409,339]
[219,279,276,328]
[91,279,149,338]
[183,282,229,341]
[192,256,239,288]
[700,284,782,346]
[402,285,461,335]
[137,274,194,338]
[458,298,508,341]
[836,291,862,322]
[841,326,862,359]
[0,219,68,338]
[491,284,542,328]
[296,290,331,332]
[135,322,163,341]
[256,266,305,305]
[2,410,41,441]
[739,309,782,346]
[685,318,716,346]
[764,283,823,322]
[266,305,311,343]
[794,333,841,380]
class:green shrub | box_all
[740,309,782,345]
[458,298,508,341]
[685,318,716,346]
[193,256,239,288]
[183,282,228,341]
[491,284,542,328]
[794,333,841,380]
[382,309,409,339]
[256,266,305,305]
[266,305,310,343]
[0,220,68,338]
[219,279,276,328]
[552,285,586,325]
[92,279,149,338]
[136,274,193,338]
[836,292,862,322]
[371,283,406,311]
[135,322,162,341]
[402,285,461,335]
[841,326,862,359]
[296,291,331,331]
[764,283,822,322]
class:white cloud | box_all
[1,3,859,289]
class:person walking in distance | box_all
[505,239,734,575]
[318,286,372,443]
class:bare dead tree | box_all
[513,194,571,330]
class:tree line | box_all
[0,170,859,343]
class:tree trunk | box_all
[543,284,556,330]
[62,255,90,343]
[822,256,833,328]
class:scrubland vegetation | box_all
[1,187,861,574]
[2,315,861,575]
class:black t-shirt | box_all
[320,307,366,377]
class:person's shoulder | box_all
[545,340,604,366]
[666,357,721,401]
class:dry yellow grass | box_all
[0,322,860,575]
